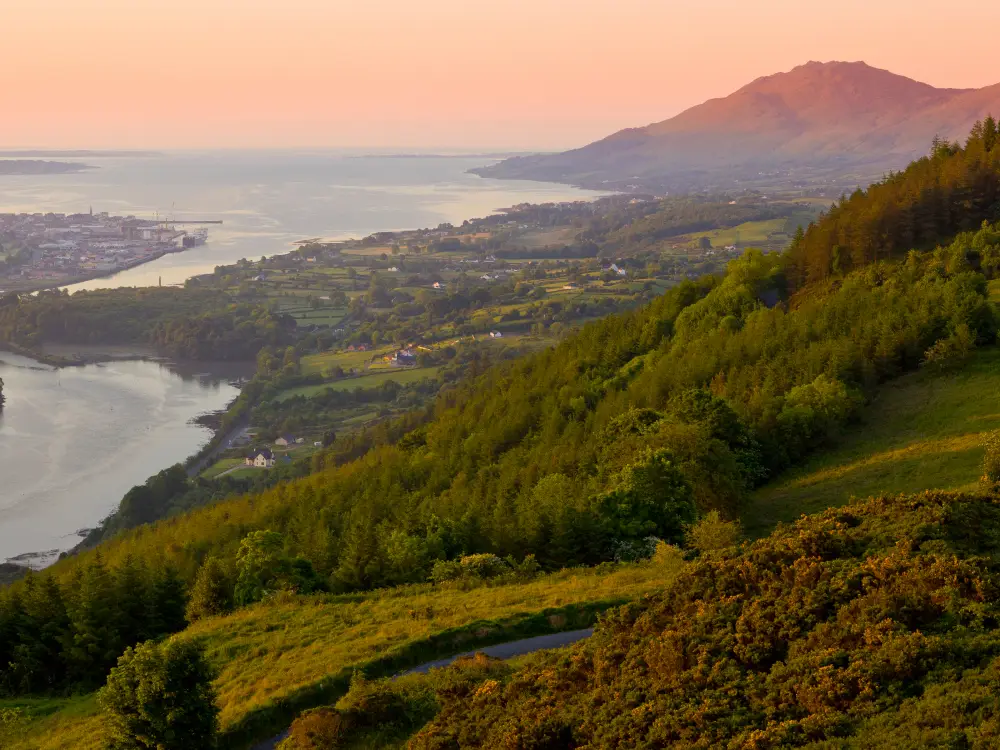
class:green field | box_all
[300,346,393,375]
[199,457,245,480]
[687,218,789,247]
[7,563,676,750]
[744,347,1000,537]
[275,367,441,401]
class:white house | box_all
[245,448,275,468]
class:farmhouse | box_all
[245,448,275,468]
[274,434,297,447]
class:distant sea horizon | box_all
[0,149,606,290]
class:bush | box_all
[185,557,233,622]
[98,639,218,750]
[685,510,742,554]
[651,541,685,571]
[922,323,975,372]
[981,430,1000,489]
[430,553,512,583]
[281,707,346,749]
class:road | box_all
[250,628,594,750]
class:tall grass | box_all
[746,347,1000,536]
[7,563,674,750]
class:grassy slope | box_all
[745,346,1000,537]
[7,564,672,750]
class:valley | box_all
[2,102,1000,750]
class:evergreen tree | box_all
[147,564,187,636]
[7,575,70,694]
[66,556,121,687]
[114,556,151,647]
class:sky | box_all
[3,0,1000,150]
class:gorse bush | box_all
[411,491,1000,749]
[981,430,1000,490]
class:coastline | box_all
[0,244,189,295]
[0,349,251,575]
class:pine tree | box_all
[147,564,188,636]
[8,574,70,693]
[66,556,121,687]
[114,556,152,647]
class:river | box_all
[0,150,603,290]
[0,152,602,566]
[0,352,245,565]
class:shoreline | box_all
[0,349,251,577]
[1,244,190,295]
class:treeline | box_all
[0,556,186,694]
[410,490,1000,748]
[1,239,989,697]
[593,196,792,248]
[0,287,297,360]
[789,117,1000,286]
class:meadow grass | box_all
[9,564,672,750]
[275,367,440,401]
[744,346,1000,537]
[200,457,245,480]
[300,347,393,375]
[686,218,788,246]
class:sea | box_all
[0,151,603,564]
[0,150,603,290]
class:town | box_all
[0,209,214,292]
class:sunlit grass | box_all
[9,563,672,750]
[745,347,1000,537]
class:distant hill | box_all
[0,159,93,175]
[475,61,1000,192]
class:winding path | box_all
[250,628,594,750]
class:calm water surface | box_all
[0,151,604,290]
[0,352,242,563]
[0,152,602,564]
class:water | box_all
[0,151,603,564]
[0,352,243,563]
[0,150,604,290]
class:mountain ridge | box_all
[475,61,1000,191]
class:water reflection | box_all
[0,351,248,564]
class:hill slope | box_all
[411,490,1000,748]
[476,61,1000,191]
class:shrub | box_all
[98,639,218,750]
[185,557,233,622]
[651,541,685,571]
[922,323,975,372]
[281,707,346,749]
[981,430,1000,489]
[685,510,742,554]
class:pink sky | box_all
[3,0,999,150]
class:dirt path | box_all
[250,628,594,749]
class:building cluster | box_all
[0,210,204,288]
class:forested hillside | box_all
[788,117,1000,286]
[2,124,1000,715]
[0,287,298,360]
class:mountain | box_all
[475,61,1000,191]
